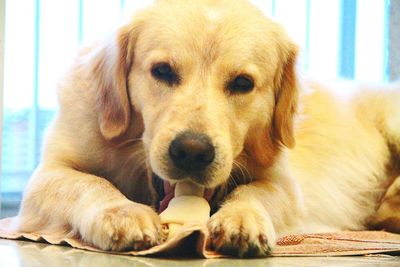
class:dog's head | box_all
[92,0,298,188]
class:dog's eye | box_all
[227,75,254,94]
[151,63,180,86]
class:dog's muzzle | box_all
[152,173,215,213]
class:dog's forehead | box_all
[135,1,282,66]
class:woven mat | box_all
[1,217,400,258]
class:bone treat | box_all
[159,180,211,240]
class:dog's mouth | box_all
[148,127,239,196]
[151,167,251,215]
[151,173,215,213]
[161,167,214,186]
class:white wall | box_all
[0,0,5,207]
[389,0,400,80]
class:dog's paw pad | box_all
[207,206,275,257]
[82,202,162,251]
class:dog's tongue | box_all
[158,181,175,213]
[157,180,214,213]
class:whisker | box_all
[116,137,144,149]
[233,161,246,180]
[232,160,252,184]
[120,146,147,170]
[228,165,240,188]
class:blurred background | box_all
[0,0,399,217]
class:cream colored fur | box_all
[16,0,400,257]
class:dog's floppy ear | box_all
[272,43,299,149]
[90,23,140,140]
[243,43,298,167]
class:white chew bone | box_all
[159,180,211,240]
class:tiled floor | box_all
[1,239,400,267]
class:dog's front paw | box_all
[207,204,276,257]
[80,201,162,251]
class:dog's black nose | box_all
[169,131,215,172]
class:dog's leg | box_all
[17,165,162,251]
[370,176,400,232]
[367,84,400,232]
[207,171,303,257]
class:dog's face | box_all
[93,0,298,188]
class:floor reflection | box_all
[1,239,399,267]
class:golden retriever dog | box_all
[15,0,400,257]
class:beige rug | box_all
[1,217,400,258]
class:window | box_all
[0,0,395,218]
